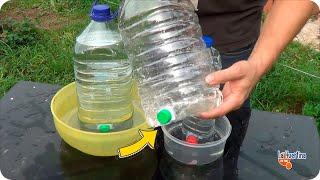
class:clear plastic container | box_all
[181,35,222,144]
[119,0,222,127]
[74,4,133,133]
[162,116,231,165]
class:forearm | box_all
[203,1,319,117]
[249,0,317,79]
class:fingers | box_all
[199,94,243,119]
[221,82,232,97]
[205,61,248,86]
[201,61,252,119]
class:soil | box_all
[295,15,320,51]
[0,7,65,30]
[288,101,304,114]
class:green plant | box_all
[251,42,320,131]
[0,18,40,49]
[303,102,320,132]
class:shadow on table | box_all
[21,141,158,180]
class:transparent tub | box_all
[161,116,231,165]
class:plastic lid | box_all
[91,4,113,22]
[202,35,215,48]
[98,124,111,133]
[157,109,172,125]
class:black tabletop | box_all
[0,81,319,180]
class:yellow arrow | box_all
[118,129,157,158]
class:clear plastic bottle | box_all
[181,36,222,144]
[119,0,222,127]
[74,4,133,133]
[202,35,222,71]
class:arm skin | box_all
[200,0,320,119]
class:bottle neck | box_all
[91,20,108,24]
[90,20,115,30]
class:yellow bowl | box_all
[50,82,151,156]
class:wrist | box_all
[247,55,274,83]
[248,45,279,81]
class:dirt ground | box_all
[295,15,320,51]
[1,7,65,30]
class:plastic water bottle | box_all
[181,36,222,144]
[202,35,222,71]
[119,0,222,127]
[74,4,133,133]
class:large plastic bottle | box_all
[119,0,222,127]
[74,4,133,133]
[181,36,222,144]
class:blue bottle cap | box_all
[91,4,113,22]
[202,35,215,48]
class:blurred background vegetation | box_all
[0,0,319,131]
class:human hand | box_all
[200,60,260,119]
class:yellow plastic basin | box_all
[51,82,151,156]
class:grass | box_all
[251,42,320,131]
[1,0,319,131]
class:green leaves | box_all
[0,18,41,49]
[303,102,320,133]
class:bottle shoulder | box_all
[119,0,195,21]
[76,21,121,47]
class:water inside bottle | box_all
[61,105,146,133]
[74,26,133,132]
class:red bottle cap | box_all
[186,134,198,144]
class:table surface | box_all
[0,81,319,180]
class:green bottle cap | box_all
[157,109,172,125]
[98,124,111,133]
